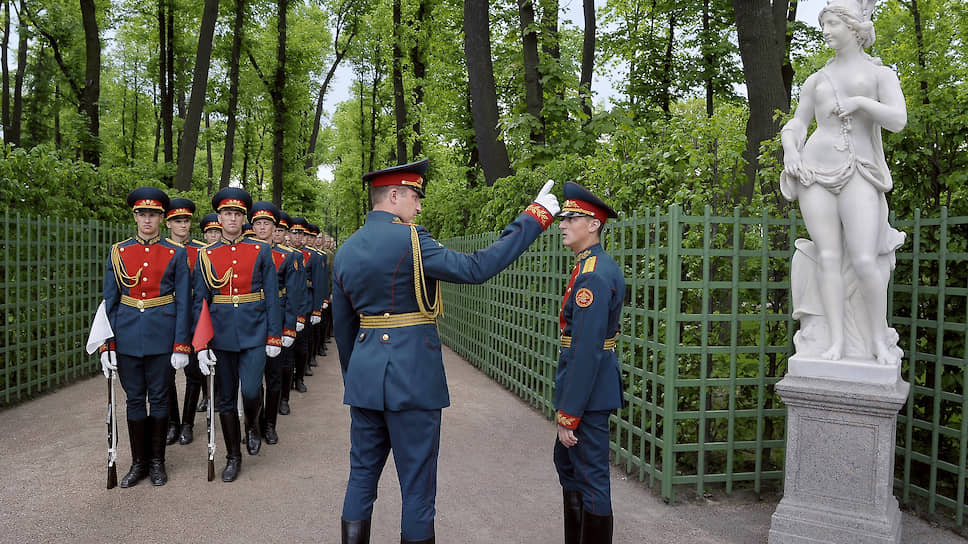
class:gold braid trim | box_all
[198,249,233,291]
[111,243,142,289]
[409,225,443,320]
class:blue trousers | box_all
[554,410,613,516]
[343,407,441,541]
[117,353,169,420]
[214,347,266,413]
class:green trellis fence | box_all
[1,206,967,527]
[439,205,968,528]
[1,211,128,405]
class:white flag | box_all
[86,300,114,354]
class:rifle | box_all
[106,370,118,489]
[207,370,216,481]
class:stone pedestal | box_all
[768,366,910,544]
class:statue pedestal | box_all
[768,368,910,544]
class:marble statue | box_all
[780,0,907,367]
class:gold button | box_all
[142,277,148,282]
[207,250,212,255]
[234,288,239,293]
[383,312,390,318]
[143,262,149,267]
[141,292,146,296]
[232,260,237,264]
[145,247,149,252]
[231,247,236,251]
[233,274,238,278]
[119,248,125,252]
[169,249,174,254]
[382,333,389,341]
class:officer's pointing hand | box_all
[266,345,282,358]
[198,349,216,376]
[170,352,189,370]
[534,179,560,216]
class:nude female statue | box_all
[781,0,907,365]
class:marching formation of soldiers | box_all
[97,160,624,544]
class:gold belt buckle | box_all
[232,294,240,307]
[137,299,145,312]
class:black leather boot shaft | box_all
[148,416,168,485]
[341,518,371,544]
[166,384,180,445]
[263,389,281,444]
[563,489,583,544]
[179,382,201,444]
[242,397,262,455]
[119,418,149,488]
[579,509,612,544]
[220,412,242,482]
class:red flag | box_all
[192,300,214,351]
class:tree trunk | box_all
[579,0,596,123]
[9,0,25,147]
[391,0,407,164]
[907,0,929,105]
[79,0,100,166]
[540,0,562,101]
[131,71,139,161]
[2,0,9,143]
[205,111,213,194]
[304,1,356,174]
[732,0,791,202]
[220,0,245,189]
[159,0,174,174]
[174,0,220,191]
[660,11,675,115]
[518,0,544,145]
[703,0,713,117]
[270,0,288,206]
[463,0,512,186]
[410,0,427,159]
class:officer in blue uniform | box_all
[162,197,208,446]
[249,201,302,443]
[289,216,324,392]
[273,210,306,415]
[100,187,192,487]
[331,158,560,544]
[553,182,625,544]
[193,188,282,482]
[201,213,222,245]
[307,223,329,362]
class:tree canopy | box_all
[0,0,964,236]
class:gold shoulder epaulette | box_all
[279,244,294,252]
[581,256,598,274]
[166,238,185,248]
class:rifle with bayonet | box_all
[106,370,118,489]
[207,369,216,481]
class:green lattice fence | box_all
[440,205,968,527]
[1,211,128,406]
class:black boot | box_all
[180,382,201,445]
[295,378,308,393]
[220,412,242,482]
[148,416,168,486]
[400,532,434,543]
[563,490,583,544]
[242,397,262,455]
[579,510,612,544]
[197,394,208,413]
[280,371,292,415]
[341,518,371,544]
[119,418,149,488]
[304,364,314,376]
[263,389,281,444]
[166,383,180,445]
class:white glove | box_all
[533,180,560,216]
[100,350,117,378]
[311,315,321,325]
[266,345,282,358]
[322,300,329,309]
[171,352,189,370]
[296,322,305,332]
[198,349,217,376]
[282,336,295,348]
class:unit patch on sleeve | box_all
[575,287,594,308]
